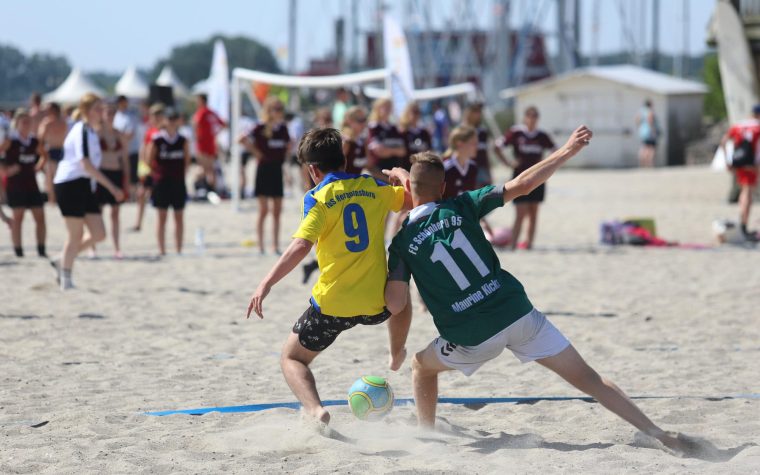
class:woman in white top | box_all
[53,93,124,290]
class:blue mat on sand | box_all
[145,394,760,416]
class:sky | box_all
[0,0,715,74]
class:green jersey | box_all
[388,186,533,345]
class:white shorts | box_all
[433,308,570,376]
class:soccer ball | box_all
[347,376,394,420]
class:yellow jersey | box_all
[293,172,405,317]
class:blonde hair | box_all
[341,105,367,141]
[369,97,392,123]
[79,92,102,123]
[71,108,82,121]
[11,108,29,131]
[442,125,477,159]
[398,102,420,131]
[260,96,283,138]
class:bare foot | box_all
[303,406,331,426]
[657,431,706,458]
[389,347,407,371]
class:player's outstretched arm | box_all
[503,125,592,203]
[247,238,313,319]
[382,167,413,209]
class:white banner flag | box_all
[208,39,230,150]
[383,15,414,116]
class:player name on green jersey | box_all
[388,186,534,346]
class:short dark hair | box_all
[117,95,128,103]
[410,151,445,197]
[197,93,208,103]
[297,128,346,172]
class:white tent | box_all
[115,66,149,99]
[229,67,388,210]
[156,66,189,99]
[44,68,105,104]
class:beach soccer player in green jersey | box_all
[382,125,693,455]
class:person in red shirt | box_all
[239,97,291,255]
[132,104,164,232]
[0,109,47,257]
[721,105,760,240]
[192,94,226,192]
[500,106,555,250]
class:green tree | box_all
[151,34,281,87]
[0,44,70,102]
[703,53,727,121]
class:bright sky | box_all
[1,0,714,73]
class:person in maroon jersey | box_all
[0,109,47,257]
[442,125,478,200]
[398,102,432,170]
[462,102,509,187]
[367,98,406,181]
[341,105,369,175]
[240,97,291,255]
[150,108,190,256]
[501,106,555,250]
[96,103,130,258]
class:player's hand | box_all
[382,167,410,188]
[247,282,271,319]
[564,125,593,155]
[113,189,126,203]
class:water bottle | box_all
[195,227,206,255]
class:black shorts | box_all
[241,151,252,167]
[642,139,657,147]
[55,178,101,217]
[96,170,124,205]
[128,153,139,184]
[254,161,284,197]
[49,148,64,163]
[514,183,545,204]
[293,305,392,352]
[7,189,44,208]
[152,179,187,210]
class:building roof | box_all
[500,64,707,99]
[115,66,149,99]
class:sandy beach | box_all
[1,165,759,474]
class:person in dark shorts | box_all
[150,108,190,256]
[132,103,164,232]
[53,93,124,290]
[246,128,411,426]
[97,103,130,258]
[240,97,291,255]
[398,102,432,171]
[367,98,406,182]
[0,109,47,257]
[37,102,69,204]
[500,106,555,250]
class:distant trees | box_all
[149,35,281,86]
[0,35,281,104]
[702,53,727,122]
[0,45,69,103]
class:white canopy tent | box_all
[156,66,189,99]
[44,68,105,104]
[115,66,149,99]
[229,68,387,210]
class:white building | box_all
[500,65,707,167]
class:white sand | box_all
[1,166,759,474]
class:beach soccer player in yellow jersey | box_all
[382,125,696,455]
[247,127,412,425]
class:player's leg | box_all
[257,197,269,254]
[280,332,329,423]
[511,203,527,250]
[46,161,58,204]
[536,345,683,450]
[387,298,412,371]
[79,213,106,253]
[526,202,539,249]
[110,204,121,255]
[173,209,184,254]
[133,183,146,231]
[739,183,752,234]
[156,208,168,256]
[10,208,24,256]
[61,217,84,285]
[31,206,46,257]
[411,343,454,428]
[272,197,283,254]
